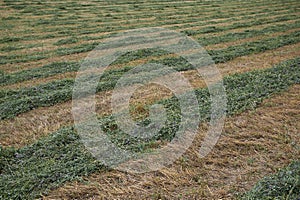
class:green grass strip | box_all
[1,10,298,65]
[182,13,300,36]
[241,160,300,200]
[0,43,42,53]
[0,48,167,87]
[3,15,299,84]
[0,54,48,65]
[0,5,297,53]
[55,15,300,56]
[0,62,79,86]
[44,8,299,37]
[0,7,294,49]
[0,31,299,119]
[2,11,298,67]
[198,20,300,46]
[2,0,294,35]
[32,13,300,58]
[0,58,299,199]
[209,30,300,63]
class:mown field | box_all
[0,0,299,199]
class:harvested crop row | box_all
[205,27,300,50]
[53,14,300,57]
[2,0,295,39]
[3,10,295,58]
[1,11,299,66]
[1,42,299,148]
[197,20,300,46]
[1,1,299,199]
[8,3,288,31]
[242,160,300,199]
[3,20,300,87]
[1,31,299,120]
[2,53,174,90]
[0,58,299,199]
[1,7,295,55]
[45,83,300,200]
[2,24,300,87]
[1,11,298,74]
[1,2,297,50]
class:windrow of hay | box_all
[2,54,174,90]
[44,84,300,199]
[1,1,299,198]
[3,20,300,90]
[1,7,297,73]
[2,7,293,54]
[178,10,299,33]
[205,27,300,50]
[2,1,292,41]
[1,42,299,147]
[3,8,294,53]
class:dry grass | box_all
[0,0,15,18]
[1,42,299,148]
[44,84,300,199]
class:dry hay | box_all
[1,42,299,147]
[44,84,300,199]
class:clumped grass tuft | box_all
[54,37,78,46]
[242,160,300,200]
[0,128,103,199]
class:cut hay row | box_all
[1,7,295,53]
[190,17,300,39]
[1,42,299,148]
[2,53,175,90]
[2,20,300,87]
[55,15,300,57]
[0,21,300,85]
[45,84,300,200]
[5,5,295,38]
[3,0,296,38]
[205,27,300,50]
[2,13,298,75]
[0,58,299,199]
[7,11,296,56]
[1,0,299,199]
[4,27,300,91]
[1,31,299,120]
[1,11,299,66]
[1,10,298,74]
[242,160,300,199]
[1,1,297,54]
[197,21,300,46]
[4,2,285,30]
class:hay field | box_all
[0,0,299,199]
